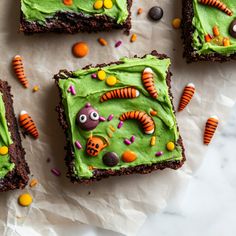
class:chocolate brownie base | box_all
[182,0,236,63]
[0,81,29,192]
[54,50,186,184]
[20,0,132,34]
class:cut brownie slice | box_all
[182,0,236,62]
[20,0,132,34]
[0,80,29,192]
[54,50,185,183]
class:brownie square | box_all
[20,0,132,34]
[54,51,185,183]
[182,0,236,62]
[0,80,29,192]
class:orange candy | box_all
[72,42,89,58]
[122,150,137,163]
[63,0,73,6]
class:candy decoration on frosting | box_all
[229,19,236,38]
[76,103,100,131]
[100,87,140,102]
[102,152,119,167]
[12,55,29,88]
[122,150,137,163]
[204,116,219,145]
[119,111,155,134]
[19,111,39,139]
[142,68,158,99]
[166,142,175,151]
[0,146,8,155]
[63,0,73,6]
[204,34,212,42]
[198,0,233,16]
[178,83,195,112]
[86,136,108,156]
[150,136,156,146]
[223,37,230,46]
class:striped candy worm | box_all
[19,111,39,139]
[198,0,233,16]
[119,111,155,134]
[100,87,140,102]
[178,83,195,112]
[12,55,29,88]
[142,68,158,99]
[204,116,219,145]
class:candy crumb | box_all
[172,18,181,29]
[155,151,163,157]
[98,38,108,46]
[124,139,132,145]
[107,114,114,121]
[130,34,137,43]
[118,121,123,129]
[29,179,38,188]
[115,40,122,48]
[130,135,135,143]
[137,8,143,15]
[18,193,33,207]
[32,85,39,92]
[109,125,116,132]
[51,168,61,177]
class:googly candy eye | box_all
[90,111,99,121]
[79,114,87,123]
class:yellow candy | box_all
[0,146,8,155]
[97,70,106,80]
[150,136,156,146]
[166,142,175,151]
[18,193,33,207]
[172,18,181,29]
[106,76,117,86]
[104,0,113,9]
[94,0,103,10]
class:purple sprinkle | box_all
[67,86,72,92]
[85,103,91,108]
[155,151,163,157]
[91,73,97,79]
[130,135,135,143]
[75,140,82,150]
[124,139,132,145]
[118,121,123,129]
[115,40,122,48]
[51,168,61,177]
[107,114,114,121]
[70,85,76,95]
[99,116,106,122]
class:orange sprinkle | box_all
[29,179,38,188]
[130,34,137,42]
[223,37,230,46]
[32,85,39,92]
[213,26,220,37]
[122,150,137,163]
[150,110,157,116]
[98,38,108,46]
[72,42,89,58]
[88,166,94,170]
[137,8,143,15]
[205,34,212,42]
[63,0,73,6]
[107,131,113,138]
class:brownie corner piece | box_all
[182,0,236,62]
[0,80,29,192]
[55,51,185,184]
[20,0,132,34]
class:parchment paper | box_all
[0,0,236,235]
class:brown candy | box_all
[229,20,236,38]
[102,152,119,167]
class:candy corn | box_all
[19,111,39,139]
[204,116,219,145]
[178,83,195,112]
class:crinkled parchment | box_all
[0,0,236,235]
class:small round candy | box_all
[18,193,33,207]
[148,6,163,21]
[104,0,113,9]
[229,19,236,38]
[122,150,137,163]
[106,76,117,86]
[94,0,103,10]
[72,42,89,58]
[166,142,175,151]
[103,152,119,167]
[0,146,8,155]
[97,70,106,80]
[172,18,181,29]
[63,0,73,6]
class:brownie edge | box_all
[0,81,29,192]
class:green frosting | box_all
[58,55,183,179]
[0,94,15,179]
[192,0,236,55]
[21,0,129,24]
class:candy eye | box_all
[90,111,99,121]
[79,114,87,123]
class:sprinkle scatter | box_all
[107,114,114,121]
[166,142,175,151]
[0,146,8,155]
[172,18,181,29]
[137,8,143,15]
[119,111,155,134]
[99,116,106,122]
[29,179,38,188]
[98,37,108,46]
[130,135,135,143]
[204,116,219,145]
[102,152,119,167]
[32,85,39,93]
[122,150,137,163]
[19,111,39,139]
[130,34,137,42]
[155,151,163,157]
[198,0,233,16]
[150,136,156,146]
[124,138,132,145]
[68,85,76,95]
[75,140,82,149]
[12,55,29,88]
[100,87,140,102]
[150,109,157,116]
[109,125,116,132]
[51,168,61,176]
[91,73,97,79]
[117,121,123,129]
[178,83,195,111]
[63,0,73,6]
[72,42,89,58]
[142,68,158,99]
[18,193,33,207]
[115,40,122,48]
